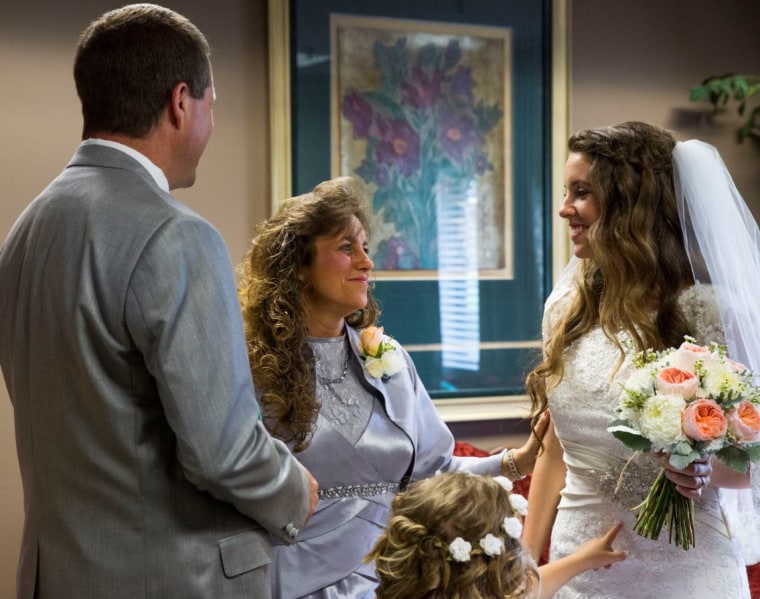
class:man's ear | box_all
[168,82,189,128]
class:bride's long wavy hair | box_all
[237,177,380,452]
[526,122,695,425]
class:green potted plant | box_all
[690,74,760,141]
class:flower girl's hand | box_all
[660,453,711,499]
[573,522,627,571]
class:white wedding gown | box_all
[546,283,750,598]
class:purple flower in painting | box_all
[342,92,374,138]
[450,66,475,103]
[375,235,419,270]
[474,152,494,175]
[340,35,504,270]
[356,160,390,188]
[443,40,463,71]
[401,67,443,109]
[376,117,420,177]
[437,107,478,163]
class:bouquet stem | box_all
[632,468,695,550]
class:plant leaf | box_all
[716,445,751,473]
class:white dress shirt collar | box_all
[82,138,170,193]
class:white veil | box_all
[673,139,760,564]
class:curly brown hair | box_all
[526,121,695,425]
[365,472,538,599]
[237,177,381,452]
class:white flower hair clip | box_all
[449,537,473,562]
[479,534,504,556]
[493,475,514,493]
[441,475,529,562]
[503,516,523,539]
[509,493,528,517]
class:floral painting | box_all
[331,15,512,277]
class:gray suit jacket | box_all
[0,144,310,598]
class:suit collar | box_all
[81,139,169,191]
[67,142,166,191]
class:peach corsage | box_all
[608,337,760,549]
[358,326,406,381]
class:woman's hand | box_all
[660,453,711,500]
[491,410,551,478]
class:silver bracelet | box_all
[504,449,526,481]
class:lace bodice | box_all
[311,335,373,445]
[547,284,724,462]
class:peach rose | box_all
[726,400,760,443]
[682,398,727,442]
[359,326,384,357]
[670,341,715,373]
[655,367,699,400]
[726,358,749,374]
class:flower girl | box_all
[366,472,625,598]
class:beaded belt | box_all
[581,458,657,510]
[318,481,400,500]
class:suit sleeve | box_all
[125,214,310,543]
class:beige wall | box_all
[0,0,758,595]
[570,0,760,216]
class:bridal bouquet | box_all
[608,338,760,549]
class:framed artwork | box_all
[331,15,512,279]
[269,0,569,421]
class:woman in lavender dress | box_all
[237,177,549,598]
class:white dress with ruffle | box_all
[546,284,750,598]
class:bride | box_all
[522,121,760,598]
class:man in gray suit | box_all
[0,4,317,597]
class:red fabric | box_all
[452,440,531,498]
[751,564,760,598]
[453,440,760,596]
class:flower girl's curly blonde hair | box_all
[365,472,538,599]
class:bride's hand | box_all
[659,453,711,499]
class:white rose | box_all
[617,402,642,428]
[623,366,656,396]
[449,537,472,562]
[701,360,744,398]
[479,534,503,556]
[639,393,687,449]
[380,349,406,377]
[493,476,513,493]
[364,356,386,378]
[509,493,528,516]
[503,516,523,539]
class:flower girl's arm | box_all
[521,423,566,560]
[536,522,626,599]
